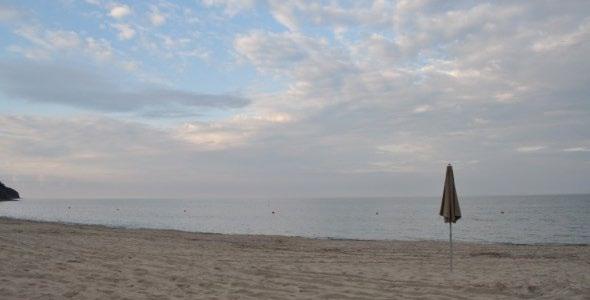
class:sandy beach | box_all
[0,217,588,299]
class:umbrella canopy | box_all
[440,164,461,223]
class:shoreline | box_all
[1,216,587,247]
[1,217,588,299]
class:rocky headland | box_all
[0,181,19,201]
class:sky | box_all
[0,0,589,198]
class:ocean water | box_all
[1,195,588,244]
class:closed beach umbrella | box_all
[440,164,461,271]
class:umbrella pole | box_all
[449,222,453,272]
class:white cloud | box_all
[14,26,79,50]
[495,92,516,103]
[413,104,433,114]
[0,4,21,22]
[0,115,179,182]
[84,0,101,5]
[516,146,546,153]
[109,4,131,19]
[563,147,590,152]
[46,30,80,49]
[148,9,166,26]
[473,118,490,125]
[365,161,420,173]
[10,25,118,64]
[84,37,113,61]
[177,49,210,60]
[175,122,247,150]
[378,143,433,155]
[7,45,50,60]
[234,31,310,71]
[112,23,135,40]
[267,1,392,32]
[267,0,298,31]
[121,60,139,71]
[202,0,255,17]
[11,27,84,60]
[175,111,293,150]
[532,21,590,52]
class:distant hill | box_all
[0,181,19,201]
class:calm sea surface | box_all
[1,195,588,244]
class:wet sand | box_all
[0,217,588,299]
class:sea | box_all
[1,195,588,244]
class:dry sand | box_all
[0,217,588,299]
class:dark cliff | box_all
[0,181,19,201]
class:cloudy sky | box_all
[0,0,589,198]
